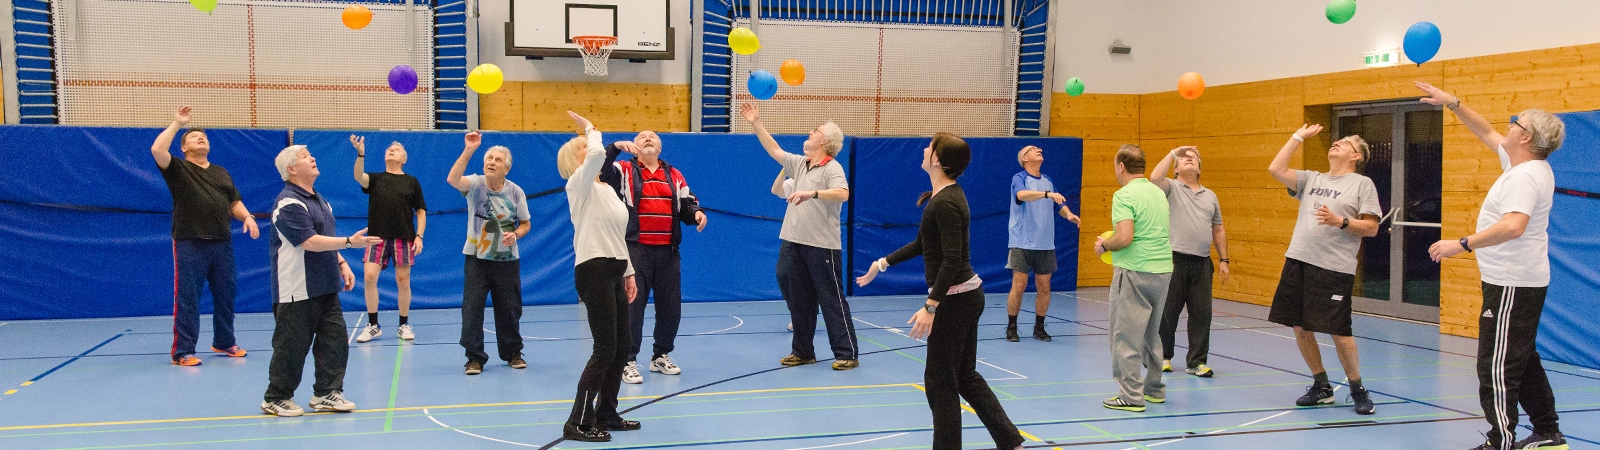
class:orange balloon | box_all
[342,5,372,30]
[779,59,806,86]
[1178,72,1205,100]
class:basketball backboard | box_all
[507,0,674,60]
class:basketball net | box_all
[573,36,617,77]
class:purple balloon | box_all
[388,65,418,95]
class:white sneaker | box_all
[651,355,682,375]
[397,323,415,340]
[310,390,356,412]
[261,399,305,417]
[355,324,382,343]
[787,322,793,331]
[622,361,643,384]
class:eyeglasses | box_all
[1510,120,1526,132]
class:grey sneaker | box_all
[261,399,305,417]
[310,391,355,412]
[650,355,682,375]
[355,324,382,343]
[622,361,643,384]
[397,323,415,340]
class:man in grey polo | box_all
[1149,146,1230,378]
[740,103,860,370]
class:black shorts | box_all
[1267,258,1356,336]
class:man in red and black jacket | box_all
[599,131,706,384]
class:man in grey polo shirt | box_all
[1149,146,1230,378]
[740,103,860,370]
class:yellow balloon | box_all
[729,27,760,55]
[1098,231,1115,265]
[467,64,504,94]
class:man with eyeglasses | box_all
[1148,146,1229,379]
[1416,82,1569,450]
[1265,124,1382,416]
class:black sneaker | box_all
[1468,442,1496,450]
[603,419,642,431]
[1514,432,1570,450]
[1349,387,1375,415]
[1295,383,1334,406]
[563,423,612,442]
[1032,324,1052,342]
[1005,325,1019,342]
[464,360,484,375]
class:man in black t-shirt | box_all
[350,136,428,343]
[150,106,260,367]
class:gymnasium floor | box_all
[0,289,1596,449]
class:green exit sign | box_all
[1365,49,1402,67]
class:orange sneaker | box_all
[212,346,248,357]
[173,355,202,366]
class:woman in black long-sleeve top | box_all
[856,132,1023,450]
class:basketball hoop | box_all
[573,35,618,77]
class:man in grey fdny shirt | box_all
[1266,125,1382,416]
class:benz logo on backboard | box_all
[637,41,662,47]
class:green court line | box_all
[383,343,405,432]
[990,386,1018,400]
[863,337,925,364]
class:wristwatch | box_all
[344,237,352,249]
[1339,217,1350,229]
[1459,237,1472,253]
[922,303,938,314]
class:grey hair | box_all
[819,121,844,156]
[485,145,512,168]
[1517,109,1565,159]
[275,145,308,181]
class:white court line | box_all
[783,432,910,450]
[693,315,745,335]
[1221,323,1334,348]
[1126,410,1294,449]
[853,317,1027,381]
[1581,368,1600,375]
[346,313,362,344]
[423,408,542,448]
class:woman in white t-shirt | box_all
[1416,81,1568,450]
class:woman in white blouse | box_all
[556,111,638,443]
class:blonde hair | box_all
[557,137,586,179]
[275,145,307,181]
[1517,109,1565,159]
[819,121,844,156]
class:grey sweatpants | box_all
[1109,267,1172,405]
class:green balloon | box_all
[1325,0,1356,24]
[190,0,217,13]
[1064,77,1085,96]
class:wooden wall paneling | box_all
[1443,43,1600,126]
[1191,77,1305,137]
[1139,93,1195,140]
[1077,232,1113,287]
[1302,64,1444,106]
[477,82,525,130]
[1442,124,1505,193]
[1440,257,1483,337]
[1051,93,1140,140]
[521,82,690,132]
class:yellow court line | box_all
[0,382,925,432]
[21,381,32,386]
[3,390,15,395]
[912,384,1063,450]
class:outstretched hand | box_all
[568,111,594,132]
[739,102,760,123]
[1293,124,1323,141]
[464,131,482,150]
[1414,81,1454,106]
[174,106,193,125]
[350,135,365,153]
[349,228,385,248]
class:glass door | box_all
[1335,101,1443,323]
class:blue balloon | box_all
[1403,22,1441,65]
[388,65,418,95]
[748,70,778,101]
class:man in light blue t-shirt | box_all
[1005,146,1081,342]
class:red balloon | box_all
[1178,72,1205,100]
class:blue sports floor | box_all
[0,289,1596,449]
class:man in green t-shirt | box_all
[1094,144,1174,413]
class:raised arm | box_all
[1269,125,1320,190]
[1149,146,1193,191]
[351,135,370,188]
[149,107,191,169]
[447,131,481,192]
[1417,81,1503,151]
[738,102,790,164]
[564,111,607,196]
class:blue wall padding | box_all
[1539,110,1600,370]
[0,125,1078,320]
[848,136,1082,297]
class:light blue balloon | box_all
[748,70,778,101]
[1403,22,1441,65]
